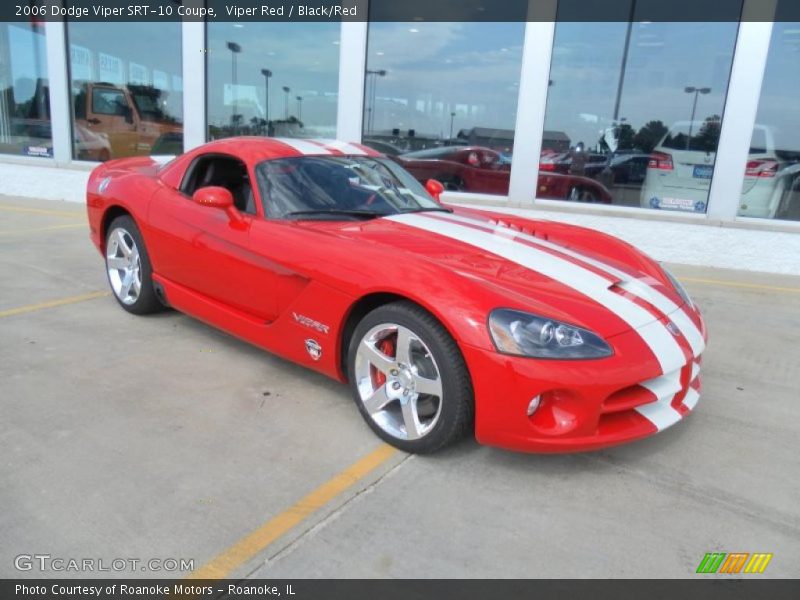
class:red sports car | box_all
[87,137,706,454]
[393,146,613,202]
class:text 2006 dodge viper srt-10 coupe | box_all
[87,137,706,454]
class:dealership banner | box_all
[3,579,800,600]
[5,0,800,22]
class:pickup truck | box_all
[73,82,182,160]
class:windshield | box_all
[255,156,443,220]
[128,87,173,123]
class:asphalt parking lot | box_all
[1,195,799,579]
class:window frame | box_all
[179,151,261,217]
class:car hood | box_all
[292,207,684,339]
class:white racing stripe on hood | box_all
[386,213,686,374]
[150,154,176,164]
[275,138,332,155]
[317,139,368,155]
[439,212,705,358]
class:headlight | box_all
[488,309,612,359]
[661,265,693,308]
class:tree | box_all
[601,123,636,152]
[250,116,267,135]
[616,123,636,151]
[694,115,722,152]
[634,120,668,154]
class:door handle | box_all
[87,118,101,125]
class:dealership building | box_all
[1,0,800,227]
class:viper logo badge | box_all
[305,339,322,361]
[293,312,330,334]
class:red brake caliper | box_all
[371,336,396,388]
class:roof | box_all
[462,127,515,141]
[543,130,570,141]
[459,128,570,143]
[157,137,383,188]
[198,137,381,163]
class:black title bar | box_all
[3,579,800,600]
[4,0,800,23]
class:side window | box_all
[181,155,257,215]
[73,87,86,119]
[91,88,127,116]
[480,150,499,168]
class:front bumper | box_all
[464,314,705,453]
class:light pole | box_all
[684,86,711,148]
[261,68,272,132]
[613,0,637,123]
[449,111,456,140]
[365,69,387,134]
[296,96,303,122]
[282,86,290,120]
[226,42,242,133]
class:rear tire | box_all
[347,301,474,454]
[105,215,162,315]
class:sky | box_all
[206,22,341,136]
[2,24,47,103]
[753,21,800,154]
[544,20,740,151]
[67,22,184,119]
[364,22,525,139]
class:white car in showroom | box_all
[640,122,792,218]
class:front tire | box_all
[105,215,162,315]
[347,301,474,454]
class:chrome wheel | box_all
[106,227,142,306]
[354,323,444,441]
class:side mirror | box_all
[192,186,244,223]
[193,185,233,208]
[425,179,445,201]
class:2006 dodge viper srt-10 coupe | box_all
[87,137,707,454]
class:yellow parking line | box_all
[0,205,84,218]
[0,223,85,236]
[678,276,800,294]
[0,291,109,318]
[187,444,398,580]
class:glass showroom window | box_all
[207,23,340,140]
[67,22,183,161]
[541,0,741,211]
[0,22,50,158]
[363,22,525,195]
[738,17,800,221]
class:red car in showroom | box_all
[87,137,705,454]
[392,145,613,202]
